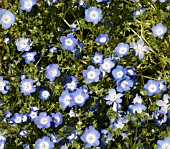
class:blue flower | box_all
[0,76,10,94]
[91,52,103,65]
[59,90,73,110]
[157,136,170,149]
[11,113,23,124]
[45,64,61,82]
[95,34,109,45]
[64,75,79,91]
[159,79,167,91]
[18,129,28,136]
[48,46,57,53]
[20,78,36,95]
[35,136,54,149]
[22,144,30,149]
[114,42,129,58]
[0,132,6,149]
[50,133,61,144]
[156,94,170,113]
[99,58,115,73]
[130,39,150,60]
[133,7,146,18]
[51,112,63,128]
[78,0,86,8]
[60,33,78,51]
[128,103,146,114]
[152,23,167,38]
[125,66,136,78]
[4,36,11,44]
[104,89,123,105]
[15,37,33,52]
[20,73,27,80]
[0,9,15,29]
[34,112,52,129]
[83,65,100,83]
[20,0,37,12]
[112,65,127,81]
[70,23,77,32]
[71,88,89,106]
[81,125,100,148]
[112,117,126,129]
[39,89,50,100]
[22,52,37,64]
[132,94,143,104]
[152,109,167,126]
[28,107,38,121]
[85,6,102,24]
[116,76,134,92]
[144,80,161,96]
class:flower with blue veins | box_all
[18,129,28,136]
[144,80,161,96]
[99,58,115,73]
[116,76,134,92]
[0,9,15,29]
[91,52,103,65]
[104,89,123,105]
[152,109,167,126]
[11,113,23,124]
[0,76,10,94]
[45,64,61,82]
[34,112,52,129]
[51,112,63,128]
[81,125,100,148]
[64,75,79,91]
[59,90,73,110]
[39,89,50,100]
[114,42,129,58]
[85,6,102,24]
[130,39,150,60]
[156,94,170,113]
[60,33,78,51]
[28,107,38,121]
[126,66,136,78]
[152,23,167,38]
[71,88,89,107]
[83,65,100,83]
[20,78,36,95]
[15,37,33,52]
[157,136,170,149]
[22,52,37,64]
[20,0,37,12]
[133,7,146,18]
[128,103,146,114]
[35,136,54,149]
[95,34,109,45]
[112,65,127,81]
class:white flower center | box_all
[42,91,49,98]
[116,71,123,78]
[50,69,57,77]
[27,53,33,60]
[87,71,95,79]
[67,81,75,90]
[16,117,22,123]
[136,10,142,16]
[39,142,49,149]
[119,47,127,54]
[54,117,60,123]
[20,39,28,48]
[159,83,164,90]
[75,95,84,104]
[86,134,95,144]
[30,112,37,119]
[110,95,117,101]
[64,96,71,104]
[102,62,110,70]
[162,144,169,149]
[156,28,163,35]
[121,80,128,88]
[23,82,32,91]
[117,123,124,128]
[2,14,11,24]
[0,82,5,91]
[40,117,48,124]
[94,56,101,62]
[89,10,98,19]
[65,38,73,46]
[24,0,33,9]
[128,70,133,75]
[99,37,107,43]
[148,84,157,93]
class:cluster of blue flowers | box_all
[0,0,170,148]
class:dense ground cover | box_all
[0,0,170,148]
